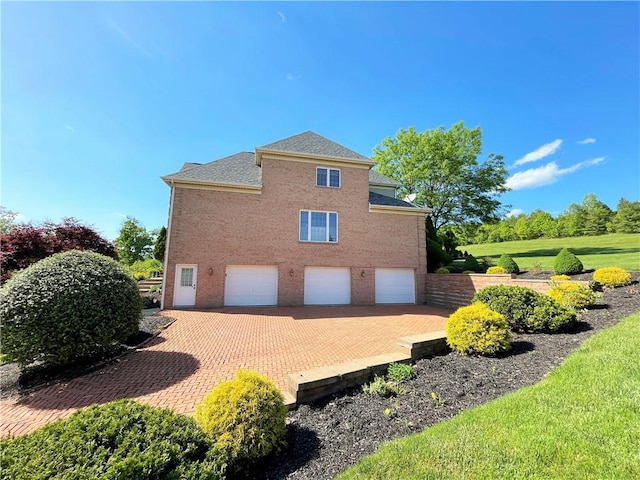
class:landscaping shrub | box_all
[463,254,483,273]
[473,285,577,333]
[0,400,226,480]
[194,370,286,466]
[427,238,452,273]
[593,267,632,288]
[551,274,571,281]
[0,250,141,366]
[553,248,583,275]
[548,283,596,309]
[127,258,163,281]
[446,303,511,356]
[387,362,415,383]
[363,375,403,397]
[486,266,508,274]
[497,254,520,274]
[435,267,450,274]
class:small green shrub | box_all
[0,400,226,480]
[387,362,415,383]
[435,267,450,274]
[463,254,482,273]
[133,271,147,281]
[427,238,453,273]
[446,303,511,356]
[553,248,583,275]
[497,254,520,274]
[363,376,402,397]
[486,266,508,275]
[462,270,475,274]
[0,251,141,366]
[530,296,578,332]
[126,258,164,280]
[551,274,571,281]
[194,370,286,465]
[593,267,632,288]
[548,283,596,309]
[473,285,577,333]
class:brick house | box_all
[160,131,429,309]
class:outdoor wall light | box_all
[361,270,366,277]
[208,267,213,276]
[289,269,294,277]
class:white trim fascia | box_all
[256,149,375,168]
[160,185,175,310]
[160,176,262,194]
[369,204,432,216]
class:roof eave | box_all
[161,176,262,191]
[255,148,375,167]
[369,204,432,215]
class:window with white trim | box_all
[316,167,340,188]
[299,210,338,243]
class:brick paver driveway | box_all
[0,305,450,438]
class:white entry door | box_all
[224,266,278,306]
[304,267,351,305]
[375,268,416,304]
[174,265,197,307]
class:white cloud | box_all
[286,73,302,81]
[513,139,563,167]
[578,138,596,144]
[277,11,286,23]
[506,208,524,218]
[106,18,151,57]
[65,125,74,132]
[506,157,605,190]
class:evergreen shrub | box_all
[446,303,512,355]
[593,267,632,288]
[553,248,583,275]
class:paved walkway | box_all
[0,305,450,438]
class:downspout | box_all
[160,181,175,309]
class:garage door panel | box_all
[375,268,415,304]
[304,267,351,305]
[224,266,278,306]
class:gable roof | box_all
[162,152,261,187]
[256,131,373,165]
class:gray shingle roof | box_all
[368,169,400,187]
[162,152,261,186]
[369,191,419,209]
[258,131,370,161]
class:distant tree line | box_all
[452,194,640,245]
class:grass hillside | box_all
[460,233,640,271]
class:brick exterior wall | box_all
[164,157,427,308]
[425,273,588,309]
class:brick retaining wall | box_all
[425,274,587,309]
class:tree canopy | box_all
[114,217,156,266]
[373,122,509,232]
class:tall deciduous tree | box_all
[0,206,19,234]
[114,217,155,266]
[373,122,509,232]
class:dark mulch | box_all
[0,312,174,399]
[246,273,640,480]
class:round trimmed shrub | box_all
[473,285,577,333]
[446,303,512,355]
[435,267,451,274]
[0,400,226,480]
[593,267,632,288]
[463,254,482,273]
[548,282,596,309]
[0,250,141,366]
[551,274,571,281]
[497,254,520,274]
[553,248,583,275]
[486,266,508,274]
[195,370,287,465]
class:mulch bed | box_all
[247,272,640,480]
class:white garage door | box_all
[304,267,351,305]
[375,268,416,304]
[224,266,278,306]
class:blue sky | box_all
[2,1,639,240]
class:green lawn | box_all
[338,312,640,480]
[460,233,640,271]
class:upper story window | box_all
[316,167,340,188]
[299,210,338,243]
